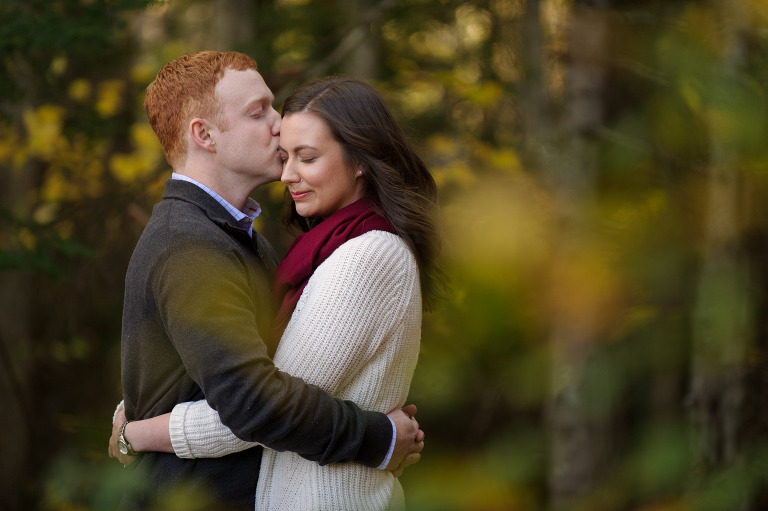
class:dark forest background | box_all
[3,0,768,509]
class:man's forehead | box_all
[216,68,274,103]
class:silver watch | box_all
[117,421,139,456]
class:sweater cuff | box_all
[355,410,394,468]
[112,400,124,424]
[169,401,194,459]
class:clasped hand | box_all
[385,404,425,477]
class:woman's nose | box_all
[281,159,298,183]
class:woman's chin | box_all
[294,205,315,219]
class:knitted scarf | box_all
[270,197,395,349]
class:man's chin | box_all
[262,165,283,184]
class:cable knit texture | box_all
[170,231,422,510]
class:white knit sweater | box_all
[169,231,422,511]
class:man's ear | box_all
[189,118,216,153]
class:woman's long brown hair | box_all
[281,76,445,310]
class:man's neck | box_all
[174,168,253,211]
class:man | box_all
[110,51,423,509]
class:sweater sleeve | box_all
[170,401,260,459]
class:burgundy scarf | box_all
[270,197,395,347]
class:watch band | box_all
[118,421,139,456]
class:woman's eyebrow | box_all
[280,144,319,152]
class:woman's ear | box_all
[189,118,216,153]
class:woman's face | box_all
[279,112,365,219]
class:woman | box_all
[111,77,442,510]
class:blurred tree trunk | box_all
[340,0,381,79]
[520,0,548,164]
[687,1,752,506]
[0,46,45,509]
[213,0,256,50]
[0,149,35,511]
[536,2,611,509]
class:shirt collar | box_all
[171,172,261,236]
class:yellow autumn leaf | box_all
[445,174,554,287]
[23,105,66,159]
[41,169,68,203]
[110,123,164,183]
[68,79,92,103]
[110,153,148,183]
[0,123,18,164]
[18,228,37,250]
[489,147,521,173]
[96,80,126,118]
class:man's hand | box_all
[108,404,138,466]
[385,404,425,477]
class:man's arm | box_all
[108,400,424,475]
[155,246,396,467]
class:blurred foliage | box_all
[4,0,768,510]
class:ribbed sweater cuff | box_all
[169,401,195,458]
[356,410,394,468]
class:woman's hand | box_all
[108,404,139,466]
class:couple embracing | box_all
[107,51,442,511]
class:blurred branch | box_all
[274,0,399,104]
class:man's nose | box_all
[271,110,281,136]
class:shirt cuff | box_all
[376,417,397,470]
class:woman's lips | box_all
[290,190,311,201]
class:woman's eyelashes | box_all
[278,153,318,165]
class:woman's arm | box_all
[125,414,173,452]
[108,399,259,462]
[168,400,260,458]
[108,402,172,465]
